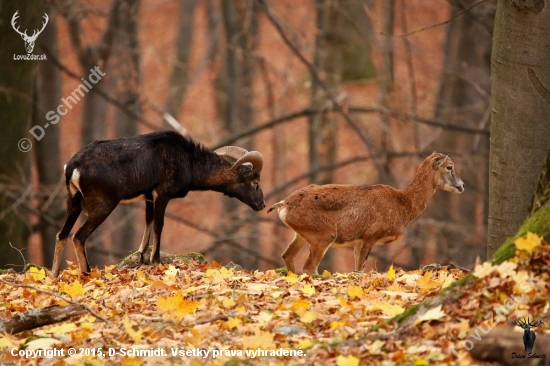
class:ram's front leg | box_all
[137,200,153,264]
[150,197,169,265]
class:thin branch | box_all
[213,105,489,149]
[0,278,111,325]
[257,0,390,182]
[42,47,159,131]
[389,0,489,37]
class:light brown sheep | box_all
[268,153,464,274]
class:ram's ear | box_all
[432,154,447,170]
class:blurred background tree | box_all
[2,0,547,275]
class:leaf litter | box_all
[0,232,548,365]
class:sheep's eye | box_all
[446,166,453,171]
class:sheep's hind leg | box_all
[282,233,307,274]
[137,200,153,264]
[353,239,376,272]
[301,233,333,275]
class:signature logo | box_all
[513,317,544,353]
[11,11,49,54]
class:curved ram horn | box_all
[214,146,263,173]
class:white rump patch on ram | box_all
[69,169,82,196]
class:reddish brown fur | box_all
[269,153,465,274]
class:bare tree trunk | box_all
[164,0,197,123]
[488,0,550,257]
[111,0,140,259]
[62,1,120,271]
[423,0,494,267]
[33,7,63,266]
[309,0,375,272]
[0,0,39,269]
[214,0,259,269]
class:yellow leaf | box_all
[299,311,317,323]
[222,296,236,309]
[157,291,199,319]
[336,355,360,366]
[301,284,316,295]
[220,267,234,278]
[292,298,310,311]
[473,262,494,278]
[388,264,396,282]
[242,330,274,349]
[164,265,179,278]
[123,313,143,343]
[0,333,19,348]
[29,267,45,281]
[297,339,313,349]
[60,280,85,299]
[189,359,203,366]
[495,261,517,278]
[45,322,78,334]
[414,304,446,325]
[413,358,429,366]
[515,232,542,255]
[137,270,152,284]
[322,269,331,276]
[329,321,345,331]
[227,317,241,329]
[373,302,405,317]
[347,285,364,299]
[285,271,299,283]
[416,271,442,291]
[121,357,143,366]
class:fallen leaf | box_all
[347,285,364,299]
[416,272,442,291]
[285,272,299,283]
[515,232,542,255]
[60,280,85,299]
[124,313,143,343]
[242,330,274,349]
[301,284,315,296]
[336,354,360,366]
[388,264,396,282]
[473,262,494,278]
[415,305,446,325]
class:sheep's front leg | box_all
[137,200,153,264]
[353,239,375,272]
[150,197,169,265]
[282,233,307,274]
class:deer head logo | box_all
[11,11,49,54]
[513,317,544,353]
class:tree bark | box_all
[0,305,87,334]
[214,0,259,269]
[0,1,40,269]
[425,0,494,267]
[164,0,197,123]
[33,7,63,267]
[488,0,550,257]
[110,0,140,260]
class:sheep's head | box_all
[214,146,265,211]
[431,153,465,194]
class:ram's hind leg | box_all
[353,239,376,272]
[282,233,307,274]
[137,200,153,264]
[73,198,117,274]
[52,193,82,277]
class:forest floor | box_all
[0,233,549,366]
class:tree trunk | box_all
[424,0,494,267]
[0,1,40,269]
[214,0,259,269]
[61,0,120,271]
[488,0,550,257]
[111,0,140,261]
[33,7,63,267]
[164,0,197,123]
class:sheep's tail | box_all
[267,201,285,213]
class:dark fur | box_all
[52,131,264,276]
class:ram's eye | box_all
[446,166,453,171]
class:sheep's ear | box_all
[432,155,446,170]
